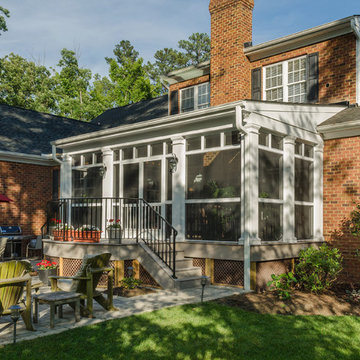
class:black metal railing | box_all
[44,197,178,278]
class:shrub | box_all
[121,277,142,289]
[267,272,297,300]
[295,244,342,293]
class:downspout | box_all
[52,144,63,164]
[235,105,251,291]
[351,16,360,105]
[52,144,72,199]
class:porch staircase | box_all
[137,242,204,290]
[43,197,206,290]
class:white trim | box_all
[351,17,360,105]
[245,16,357,61]
[160,61,210,85]
[0,150,56,166]
[185,198,241,204]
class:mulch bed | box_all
[214,285,360,316]
[113,286,156,298]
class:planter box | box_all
[53,229,74,241]
[37,268,58,286]
[73,231,101,243]
[107,228,122,244]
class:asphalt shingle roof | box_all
[0,95,169,156]
[0,104,100,155]
[92,95,168,128]
[319,106,360,127]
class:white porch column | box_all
[314,140,324,241]
[241,123,261,292]
[283,136,297,243]
[60,154,72,199]
[102,147,113,237]
[171,136,186,241]
[241,123,261,244]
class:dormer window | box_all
[181,82,210,112]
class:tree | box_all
[178,32,210,65]
[146,32,210,89]
[0,53,56,112]
[0,6,9,35]
[53,48,93,120]
[106,41,161,107]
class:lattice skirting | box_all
[192,258,206,276]
[139,264,160,288]
[213,259,244,287]
[256,259,293,290]
[46,257,159,289]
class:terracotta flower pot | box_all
[73,231,101,243]
[53,230,74,241]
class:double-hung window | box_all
[264,57,306,103]
[181,82,210,112]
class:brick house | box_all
[17,0,360,289]
[0,104,100,235]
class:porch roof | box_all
[53,101,346,150]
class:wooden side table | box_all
[33,291,81,328]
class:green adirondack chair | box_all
[50,252,116,318]
[0,260,34,331]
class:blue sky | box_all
[0,0,359,78]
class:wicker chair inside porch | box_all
[50,252,116,318]
[0,260,34,330]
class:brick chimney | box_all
[209,0,254,106]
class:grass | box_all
[1,302,360,360]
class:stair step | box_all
[174,276,207,290]
[175,258,194,269]
[176,266,202,279]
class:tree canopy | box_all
[0,32,211,121]
[0,6,9,35]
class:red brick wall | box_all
[251,33,357,105]
[0,161,58,235]
[209,0,253,106]
[323,137,360,283]
[169,75,210,113]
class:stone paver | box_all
[0,285,245,346]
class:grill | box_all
[0,225,34,258]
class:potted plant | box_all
[36,259,58,286]
[106,219,122,243]
[53,223,75,241]
[74,225,101,243]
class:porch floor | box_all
[0,281,245,346]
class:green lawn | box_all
[1,302,360,360]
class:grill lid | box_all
[0,226,22,235]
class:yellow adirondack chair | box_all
[0,260,34,331]
[50,253,116,318]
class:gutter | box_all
[245,16,356,61]
[351,17,360,105]
[0,150,56,166]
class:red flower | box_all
[109,219,114,222]
[116,219,120,223]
